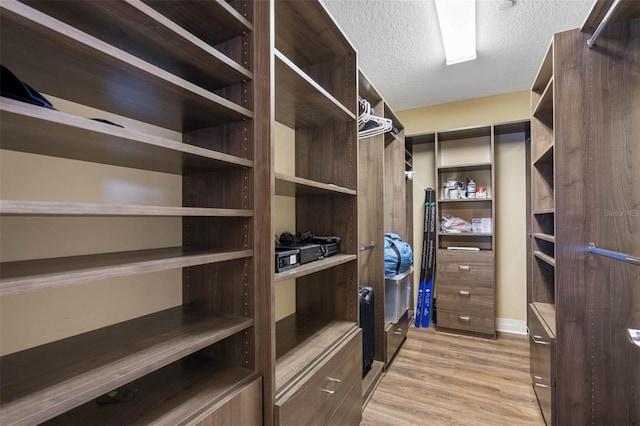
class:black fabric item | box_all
[1,65,55,109]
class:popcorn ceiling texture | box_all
[322,0,594,111]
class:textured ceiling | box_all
[321,0,595,111]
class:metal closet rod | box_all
[587,0,623,49]
[588,243,640,265]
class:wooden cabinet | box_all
[0,1,265,424]
[527,1,639,423]
[269,1,361,425]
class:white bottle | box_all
[467,179,476,199]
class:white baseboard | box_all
[496,318,527,335]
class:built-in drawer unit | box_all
[528,303,556,425]
[435,249,495,337]
[385,310,409,366]
[274,328,362,426]
[197,377,262,426]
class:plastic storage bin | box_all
[384,266,413,324]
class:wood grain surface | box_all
[362,327,545,426]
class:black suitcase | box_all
[359,285,375,375]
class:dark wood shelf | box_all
[275,314,357,393]
[275,50,355,128]
[437,161,492,172]
[0,307,254,426]
[533,233,556,243]
[0,200,253,218]
[384,131,402,145]
[533,78,554,116]
[0,99,252,174]
[275,173,356,197]
[534,250,556,267]
[531,41,553,94]
[439,232,493,237]
[44,361,255,425]
[533,208,555,215]
[0,1,252,133]
[438,198,493,203]
[362,360,384,402]
[531,302,556,338]
[275,0,352,69]
[274,254,357,283]
[437,125,491,141]
[24,1,252,92]
[534,142,554,165]
[0,247,253,296]
[407,132,435,145]
[143,0,253,45]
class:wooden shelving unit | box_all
[0,1,265,425]
[269,1,360,424]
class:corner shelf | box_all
[0,307,254,425]
[533,78,554,117]
[533,233,556,243]
[533,142,554,165]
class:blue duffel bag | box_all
[384,232,413,278]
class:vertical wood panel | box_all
[384,135,407,238]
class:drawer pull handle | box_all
[459,316,471,322]
[321,377,342,395]
[531,334,551,345]
[533,376,551,388]
[394,328,403,335]
[458,290,470,297]
[458,265,470,271]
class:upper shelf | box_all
[438,161,492,172]
[534,142,554,165]
[532,41,553,94]
[437,126,492,141]
[275,50,355,128]
[0,1,252,132]
[275,0,353,69]
[533,78,554,116]
[438,198,493,203]
[275,173,356,197]
[142,0,253,44]
[22,0,252,92]
[0,306,253,426]
[0,99,253,174]
[0,247,253,296]
[358,70,383,106]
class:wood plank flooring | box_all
[362,327,544,426]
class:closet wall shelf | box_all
[45,361,256,426]
[531,302,557,337]
[275,315,357,393]
[275,173,356,197]
[533,250,556,267]
[0,307,253,426]
[0,1,252,132]
[533,78,554,116]
[274,254,357,283]
[25,0,253,91]
[0,200,253,217]
[0,247,253,296]
[438,232,493,237]
[533,233,556,243]
[274,49,355,128]
[531,41,553,94]
[438,198,493,203]
[533,142,554,166]
[533,208,555,215]
[143,0,253,44]
[437,162,492,172]
[0,99,253,174]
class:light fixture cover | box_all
[435,0,477,65]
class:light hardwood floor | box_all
[362,326,545,426]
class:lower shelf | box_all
[362,360,384,405]
[0,307,253,425]
[275,314,357,393]
[531,302,556,338]
[43,358,256,425]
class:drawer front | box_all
[197,377,262,426]
[528,305,556,386]
[436,283,494,314]
[275,329,362,426]
[532,380,556,426]
[437,309,494,335]
[385,310,409,364]
[436,250,494,286]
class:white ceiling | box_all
[321,0,595,111]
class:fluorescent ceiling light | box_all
[435,0,477,65]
